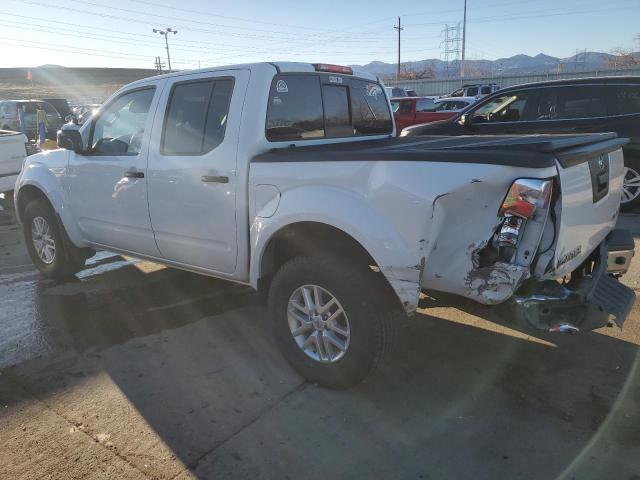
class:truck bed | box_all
[252,133,624,168]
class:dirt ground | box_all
[0,209,639,480]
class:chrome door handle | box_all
[201,175,229,184]
[124,170,144,178]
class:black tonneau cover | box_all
[253,133,626,169]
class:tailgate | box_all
[546,137,628,278]
[0,132,27,176]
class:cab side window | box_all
[615,85,640,115]
[400,101,413,114]
[416,98,435,112]
[162,78,234,155]
[92,88,155,155]
[555,86,607,119]
[472,91,533,123]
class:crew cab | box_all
[14,62,636,388]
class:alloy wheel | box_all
[287,284,351,363]
[622,166,640,205]
[31,216,56,264]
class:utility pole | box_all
[461,0,467,78]
[153,27,178,72]
[154,56,165,73]
[394,17,403,81]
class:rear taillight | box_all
[499,178,553,219]
[312,63,353,75]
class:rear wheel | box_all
[23,200,86,279]
[268,255,399,389]
[621,158,640,211]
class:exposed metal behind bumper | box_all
[511,233,636,332]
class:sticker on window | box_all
[276,80,288,93]
[367,83,382,97]
[366,84,382,97]
[329,76,343,84]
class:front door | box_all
[146,69,249,274]
[67,85,162,256]
[467,89,537,135]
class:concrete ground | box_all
[0,208,639,480]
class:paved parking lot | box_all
[1,210,639,479]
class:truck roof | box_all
[126,62,378,89]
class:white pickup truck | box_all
[14,62,636,388]
[0,129,30,195]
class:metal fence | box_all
[385,67,640,96]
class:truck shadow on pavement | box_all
[2,258,640,480]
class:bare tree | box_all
[396,62,435,80]
[607,47,640,70]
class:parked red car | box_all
[391,96,475,133]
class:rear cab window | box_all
[266,73,392,142]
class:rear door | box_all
[146,69,249,274]
[527,85,610,134]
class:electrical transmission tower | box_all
[441,23,461,78]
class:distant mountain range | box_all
[351,51,640,79]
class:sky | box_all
[1,0,639,69]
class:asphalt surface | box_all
[0,207,639,480]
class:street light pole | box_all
[153,27,178,72]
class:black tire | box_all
[268,255,400,389]
[22,200,86,279]
[621,156,640,212]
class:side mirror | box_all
[57,124,84,153]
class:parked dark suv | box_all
[401,77,640,210]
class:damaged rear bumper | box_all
[510,229,636,332]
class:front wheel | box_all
[23,200,86,279]
[268,256,400,389]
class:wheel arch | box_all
[252,219,421,314]
[16,183,54,225]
